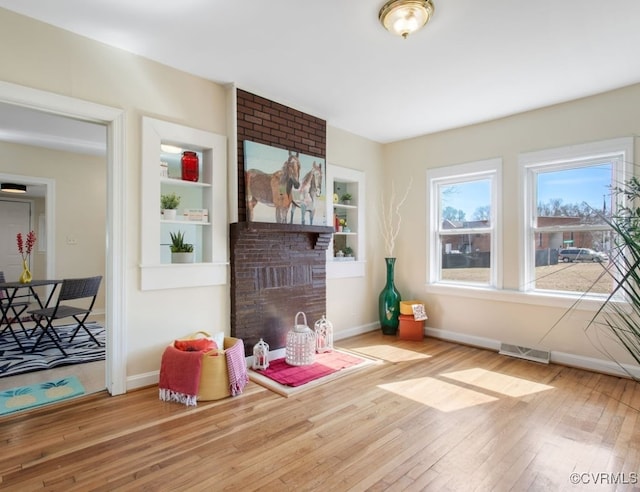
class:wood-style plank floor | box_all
[2,332,640,491]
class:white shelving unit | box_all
[160,174,209,263]
[140,117,228,290]
[326,164,366,278]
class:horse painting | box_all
[245,150,301,223]
[290,161,323,225]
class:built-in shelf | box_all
[140,117,228,290]
[160,219,210,225]
[160,177,212,188]
[326,164,366,278]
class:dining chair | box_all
[0,270,32,351]
[29,275,103,355]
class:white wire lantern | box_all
[252,338,270,370]
[314,314,334,353]
[286,312,316,366]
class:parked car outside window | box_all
[558,248,607,263]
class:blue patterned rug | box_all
[0,323,105,378]
[0,376,85,415]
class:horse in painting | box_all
[290,161,323,225]
[245,150,301,223]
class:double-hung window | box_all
[520,138,632,296]
[427,158,502,288]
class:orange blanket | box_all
[159,345,203,406]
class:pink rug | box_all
[256,350,364,387]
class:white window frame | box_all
[519,137,633,296]
[427,158,502,289]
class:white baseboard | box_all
[125,323,638,392]
[127,370,159,391]
[334,322,379,340]
[424,327,501,352]
[425,326,640,379]
[550,351,640,379]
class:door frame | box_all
[0,81,127,395]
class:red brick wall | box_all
[232,89,330,353]
[236,89,326,222]
[230,222,333,354]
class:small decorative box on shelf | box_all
[183,208,209,222]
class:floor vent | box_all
[499,343,550,364]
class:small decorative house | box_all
[314,314,334,353]
[252,338,270,370]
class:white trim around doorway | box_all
[0,81,127,395]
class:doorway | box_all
[0,166,107,394]
[0,200,31,280]
[0,81,127,395]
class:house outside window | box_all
[427,158,502,288]
[520,137,633,296]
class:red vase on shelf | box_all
[181,151,199,182]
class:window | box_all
[520,138,632,296]
[428,158,502,288]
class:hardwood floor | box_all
[2,331,640,491]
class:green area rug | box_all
[0,376,85,415]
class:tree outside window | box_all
[520,138,632,296]
[428,158,501,288]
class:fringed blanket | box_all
[226,339,249,396]
[159,345,203,406]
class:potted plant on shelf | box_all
[343,246,354,258]
[169,230,194,263]
[341,193,352,205]
[161,192,180,220]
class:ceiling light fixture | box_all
[160,144,183,154]
[379,0,434,39]
[1,183,27,193]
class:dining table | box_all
[0,278,62,352]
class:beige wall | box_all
[327,127,385,334]
[384,83,640,366]
[0,142,106,310]
[0,8,228,380]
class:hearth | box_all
[230,222,333,355]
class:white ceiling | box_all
[0,1,640,144]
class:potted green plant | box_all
[343,246,354,257]
[341,193,352,205]
[161,192,180,220]
[169,230,194,263]
[558,176,640,377]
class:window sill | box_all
[140,262,228,290]
[424,282,619,312]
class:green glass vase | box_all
[379,257,401,335]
